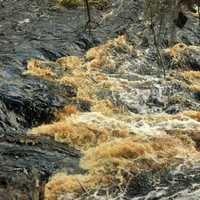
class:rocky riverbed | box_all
[0,0,200,199]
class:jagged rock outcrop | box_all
[0,0,199,199]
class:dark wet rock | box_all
[76,99,91,112]
[0,102,24,133]
[0,0,96,65]
[142,4,200,47]
[0,0,124,133]
[0,75,76,131]
[32,60,65,77]
[176,13,200,46]
[174,11,188,29]
[127,165,200,200]
[0,0,151,132]
[0,133,81,200]
[0,0,199,199]
[165,104,182,114]
[162,45,200,70]
[179,46,200,70]
[193,92,200,101]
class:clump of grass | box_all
[80,136,197,176]
[55,105,79,120]
[170,43,188,62]
[56,0,111,8]
[85,35,134,69]
[91,100,121,116]
[59,75,80,88]
[23,59,56,80]
[182,71,200,81]
[45,173,113,200]
[24,35,133,103]
[89,0,110,7]
[183,111,200,122]
[45,135,199,200]
[32,119,110,149]
[31,112,131,150]
[180,71,200,93]
[56,56,83,70]
[57,0,81,8]
[25,35,200,200]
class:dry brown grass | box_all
[56,56,82,70]
[32,120,110,149]
[45,134,199,200]
[182,71,200,80]
[55,105,79,120]
[60,70,98,101]
[126,111,191,125]
[180,71,200,93]
[24,35,133,104]
[85,35,133,69]
[32,115,128,150]
[23,59,56,80]
[80,136,198,176]
[86,45,112,69]
[59,75,80,88]
[169,43,188,63]
[56,0,111,8]
[25,36,200,200]
[192,12,200,17]
[56,0,81,7]
[32,109,200,151]
[45,173,113,200]
[190,85,200,93]
[91,100,121,116]
[183,111,200,122]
